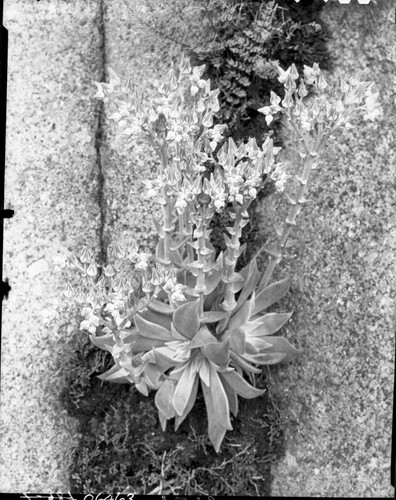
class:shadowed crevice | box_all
[94,0,107,269]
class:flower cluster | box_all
[51,243,186,336]
[94,57,226,165]
[259,63,383,153]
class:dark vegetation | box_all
[61,335,285,495]
[60,0,332,494]
[190,0,331,145]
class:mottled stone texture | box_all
[268,1,395,496]
[1,0,103,492]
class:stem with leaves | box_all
[222,200,249,311]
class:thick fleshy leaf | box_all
[174,375,199,430]
[128,335,166,352]
[200,311,229,324]
[139,308,173,331]
[134,314,174,341]
[220,370,265,399]
[230,351,261,375]
[158,409,168,432]
[98,364,130,383]
[220,376,239,417]
[147,299,174,317]
[234,258,260,313]
[227,328,246,355]
[215,310,231,335]
[204,253,224,310]
[135,380,149,396]
[204,263,223,295]
[201,364,233,453]
[263,336,302,363]
[90,333,115,351]
[172,362,199,417]
[253,277,292,316]
[243,352,287,365]
[247,312,293,336]
[204,280,225,312]
[155,378,177,420]
[197,358,209,386]
[245,337,273,353]
[143,363,163,389]
[202,338,230,365]
[170,323,189,341]
[227,296,254,331]
[170,248,183,266]
[189,326,216,349]
[152,347,180,372]
[173,298,200,339]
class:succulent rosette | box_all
[90,251,299,452]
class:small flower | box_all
[363,89,382,122]
[196,98,206,113]
[63,283,75,299]
[258,91,282,125]
[282,90,294,109]
[303,65,316,85]
[135,253,151,271]
[260,108,274,126]
[151,266,165,286]
[93,82,106,99]
[349,70,363,87]
[317,72,328,91]
[126,244,140,262]
[162,278,175,294]
[86,262,97,277]
[80,246,93,264]
[108,243,125,259]
[271,162,290,193]
[205,123,227,151]
[298,80,308,98]
[278,65,298,88]
[205,89,220,112]
[171,284,187,302]
[104,264,117,277]
[79,317,99,335]
[339,76,349,93]
[202,109,214,128]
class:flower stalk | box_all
[260,153,318,289]
[222,201,249,311]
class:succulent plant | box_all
[90,253,299,452]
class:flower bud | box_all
[317,73,328,91]
[282,91,294,109]
[63,283,74,299]
[80,246,93,264]
[202,110,214,128]
[86,262,97,277]
[104,264,116,277]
